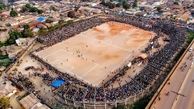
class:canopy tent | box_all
[36,16,46,22]
[51,79,65,88]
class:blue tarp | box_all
[51,79,65,88]
[36,16,46,22]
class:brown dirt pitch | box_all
[33,21,155,87]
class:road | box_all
[147,41,194,109]
[171,60,194,109]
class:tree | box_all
[106,2,116,9]
[23,24,30,30]
[0,58,11,67]
[67,11,77,18]
[10,8,18,17]
[21,4,31,13]
[156,6,163,13]
[23,29,33,37]
[21,3,43,14]
[123,1,130,10]
[100,0,116,9]
[74,6,80,12]
[7,29,22,44]
[38,28,48,36]
[29,7,38,12]
[132,0,138,8]
[100,0,106,5]
[21,6,27,13]
[0,3,5,11]
[0,97,10,109]
[116,3,121,7]
[37,9,43,14]
[49,5,57,11]
[174,0,179,5]
[45,18,54,23]
[22,24,33,37]
[25,3,31,9]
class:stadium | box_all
[13,14,188,108]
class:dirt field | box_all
[33,21,155,87]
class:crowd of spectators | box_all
[11,73,35,93]
[37,17,106,46]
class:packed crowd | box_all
[16,14,188,107]
[37,17,106,46]
[11,74,35,93]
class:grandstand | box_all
[12,14,189,108]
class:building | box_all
[19,94,50,109]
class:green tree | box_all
[156,6,163,13]
[0,58,11,67]
[132,0,138,8]
[21,5,28,13]
[123,1,130,10]
[21,3,43,14]
[29,7,38,12]
[23,24,30,30]
[22,24,33,37]
[100,0,106,5]
[174,0,179,5]
[25,3,31,9]
[7,29,22,44]
[106,2,116,9]
[38,28,48,36]
[0,97,10,109]
[0,3,5,11]
[187,31,194,43]
[10,8,18,17]
[67,11,77,18]
[116,3,121,7]
[37,9,43,14]
[22,29,33,37]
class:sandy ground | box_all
[149,42,194,109]
[34,21,155,87]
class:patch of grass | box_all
[187,31,194,43]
